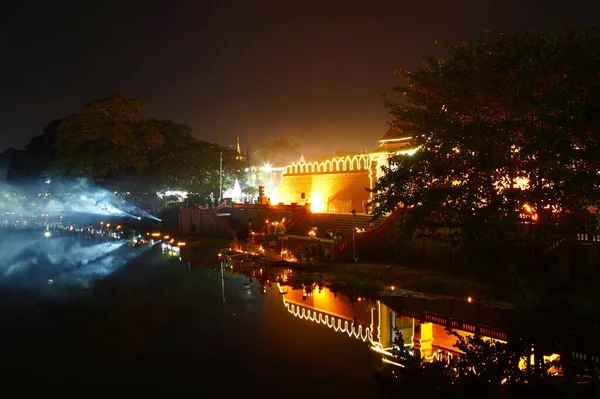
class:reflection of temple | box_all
[273,128,416,212]
[278,283,511,365]
[375,301,486,363]
[277,283,377,342]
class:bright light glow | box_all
[157,190,188,200]
[0,179,149,220]
[43,231,51,238]
[223,179,242,202]
[398,148,418,156]
[310,193,326,212]
[262,163,272,173]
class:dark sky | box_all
[1,0,599,158]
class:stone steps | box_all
[287,212,385,240]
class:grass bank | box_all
[182,238,513,307]
[288,262,513,307]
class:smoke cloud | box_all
[0,179,160,300]
[0,178,157,221]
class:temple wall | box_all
[275,171,371,213]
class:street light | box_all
[351,209,357,262]
[219,145,234,202]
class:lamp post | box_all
[219,145,234,203]
[219,151,223,202]
[351,209,356,262]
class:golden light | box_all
[217,253,222,257]
[390,285,395,291]
[151,232,161,237]
[177,241,186,246]
[164,235,170,239]
[106,223,111,228]
[116,225,122,229]
[310,192,326,213]
[515,177,529,189]
[467,296,473,303]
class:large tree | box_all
[50,93,152,180]
[4,119,63,183]
[371,28,600,273]
[39,93,241,206]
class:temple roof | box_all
[373,126,414,153]
[379,126,412,143]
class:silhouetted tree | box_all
[371,28,600,278]
[5,118,63,183]
[44,92,241,206]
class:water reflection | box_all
[278,283,377,342]
[273,278,507,368]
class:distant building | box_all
[235,134,244,162]
[273,127,416,213]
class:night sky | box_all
[1,0,599,158]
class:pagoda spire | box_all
[235,134,244,161]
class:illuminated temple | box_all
[271,127,416,213]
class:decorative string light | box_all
[277,283,376,343]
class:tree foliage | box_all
[371,28,600,271]
[390,329,559,396]
[6,92,240,207]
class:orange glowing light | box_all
[177,241,186,246]
[390,285,396,291]
[151,232,161,237]
[310,192,326,212]
[467,296,473,303]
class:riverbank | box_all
[288,262,513,308]
[181,237,513,308]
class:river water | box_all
[0,236,388,395]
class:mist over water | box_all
[0,178,153,220]
[0,179,160,299]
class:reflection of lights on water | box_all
[43,231,52,238]
[277,283,375,343]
